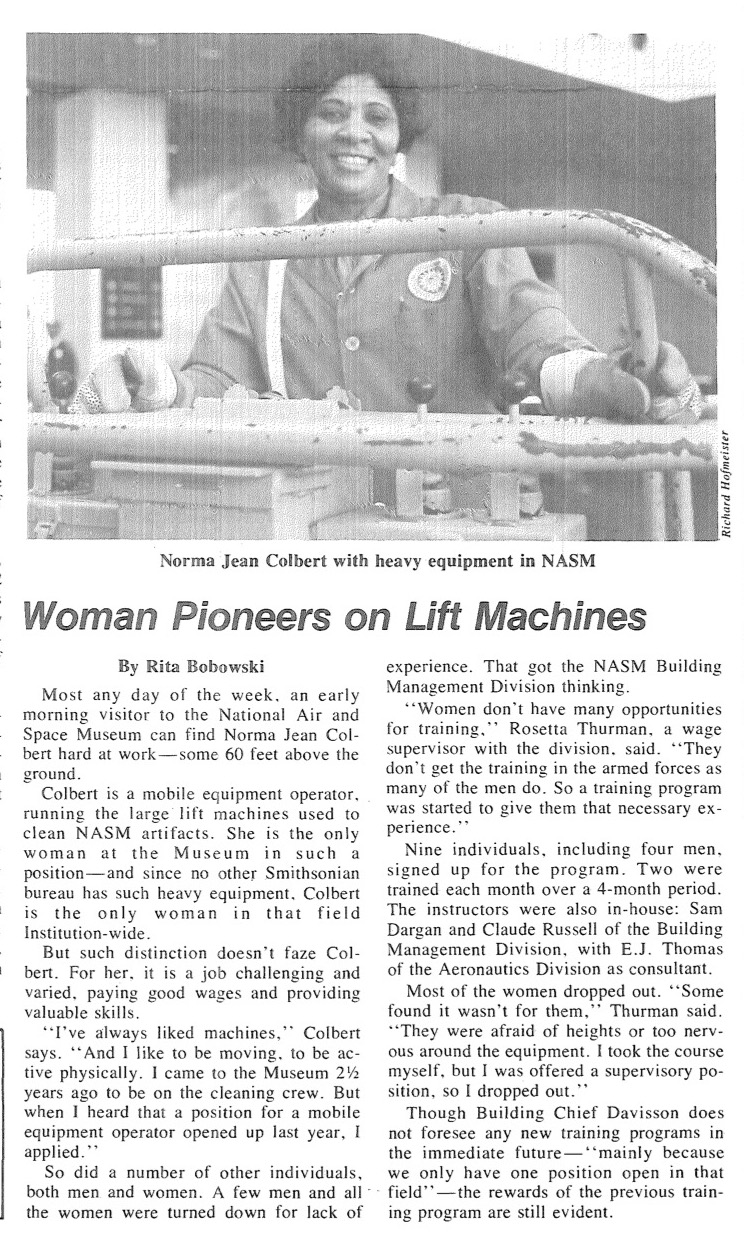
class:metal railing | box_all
[28,209,717,540]
[27,209,716,305]
[29,401,714,477]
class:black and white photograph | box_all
[27,33,716,541]
[5,22,743,1256]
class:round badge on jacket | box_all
[407,257,452,302]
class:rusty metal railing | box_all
[28,209,717,539]
[29,400,715,477]
[27,209,716,305]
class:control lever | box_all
[407,377,437,417]
[500,371,531,420]
[45,367,83,492]
[494,373,542,519]
[404,378,451,515]
[47,370,77,415]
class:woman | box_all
[74,36,700,516]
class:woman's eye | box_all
[367,110,393,125]
[317,105,344,121]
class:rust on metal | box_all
[365,439,429,447]
[28,406,716,477]
[577,209,717,299]
[28,210,716,308]
[518,430,712,464]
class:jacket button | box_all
[344,335,360,352]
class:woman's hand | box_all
[571,356,650,421]
[541,343,702,422]
[71,349,177,414]
[572,343,702,423]
[643,342,705,423]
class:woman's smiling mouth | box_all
[333,154,374,170]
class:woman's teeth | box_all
[335,155,372,169]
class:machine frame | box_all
[28,209,717,542]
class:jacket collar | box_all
[382,177,423,220]
[297,177,421,226]
[298,178,423,286]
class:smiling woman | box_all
[173,35,686,425]
[67,33,705,536]
[275,36,426,158]
[299,74,401,223]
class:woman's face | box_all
[300,74,401,211]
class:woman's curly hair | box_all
[275,34,427,154]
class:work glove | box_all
[70,348,177,414]
[619,342,704,423]
[570,356,649,421]
[571,343,703,423]
[542,343,702,423]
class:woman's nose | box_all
[337,110,370,141]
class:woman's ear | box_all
[293,131,311,165]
